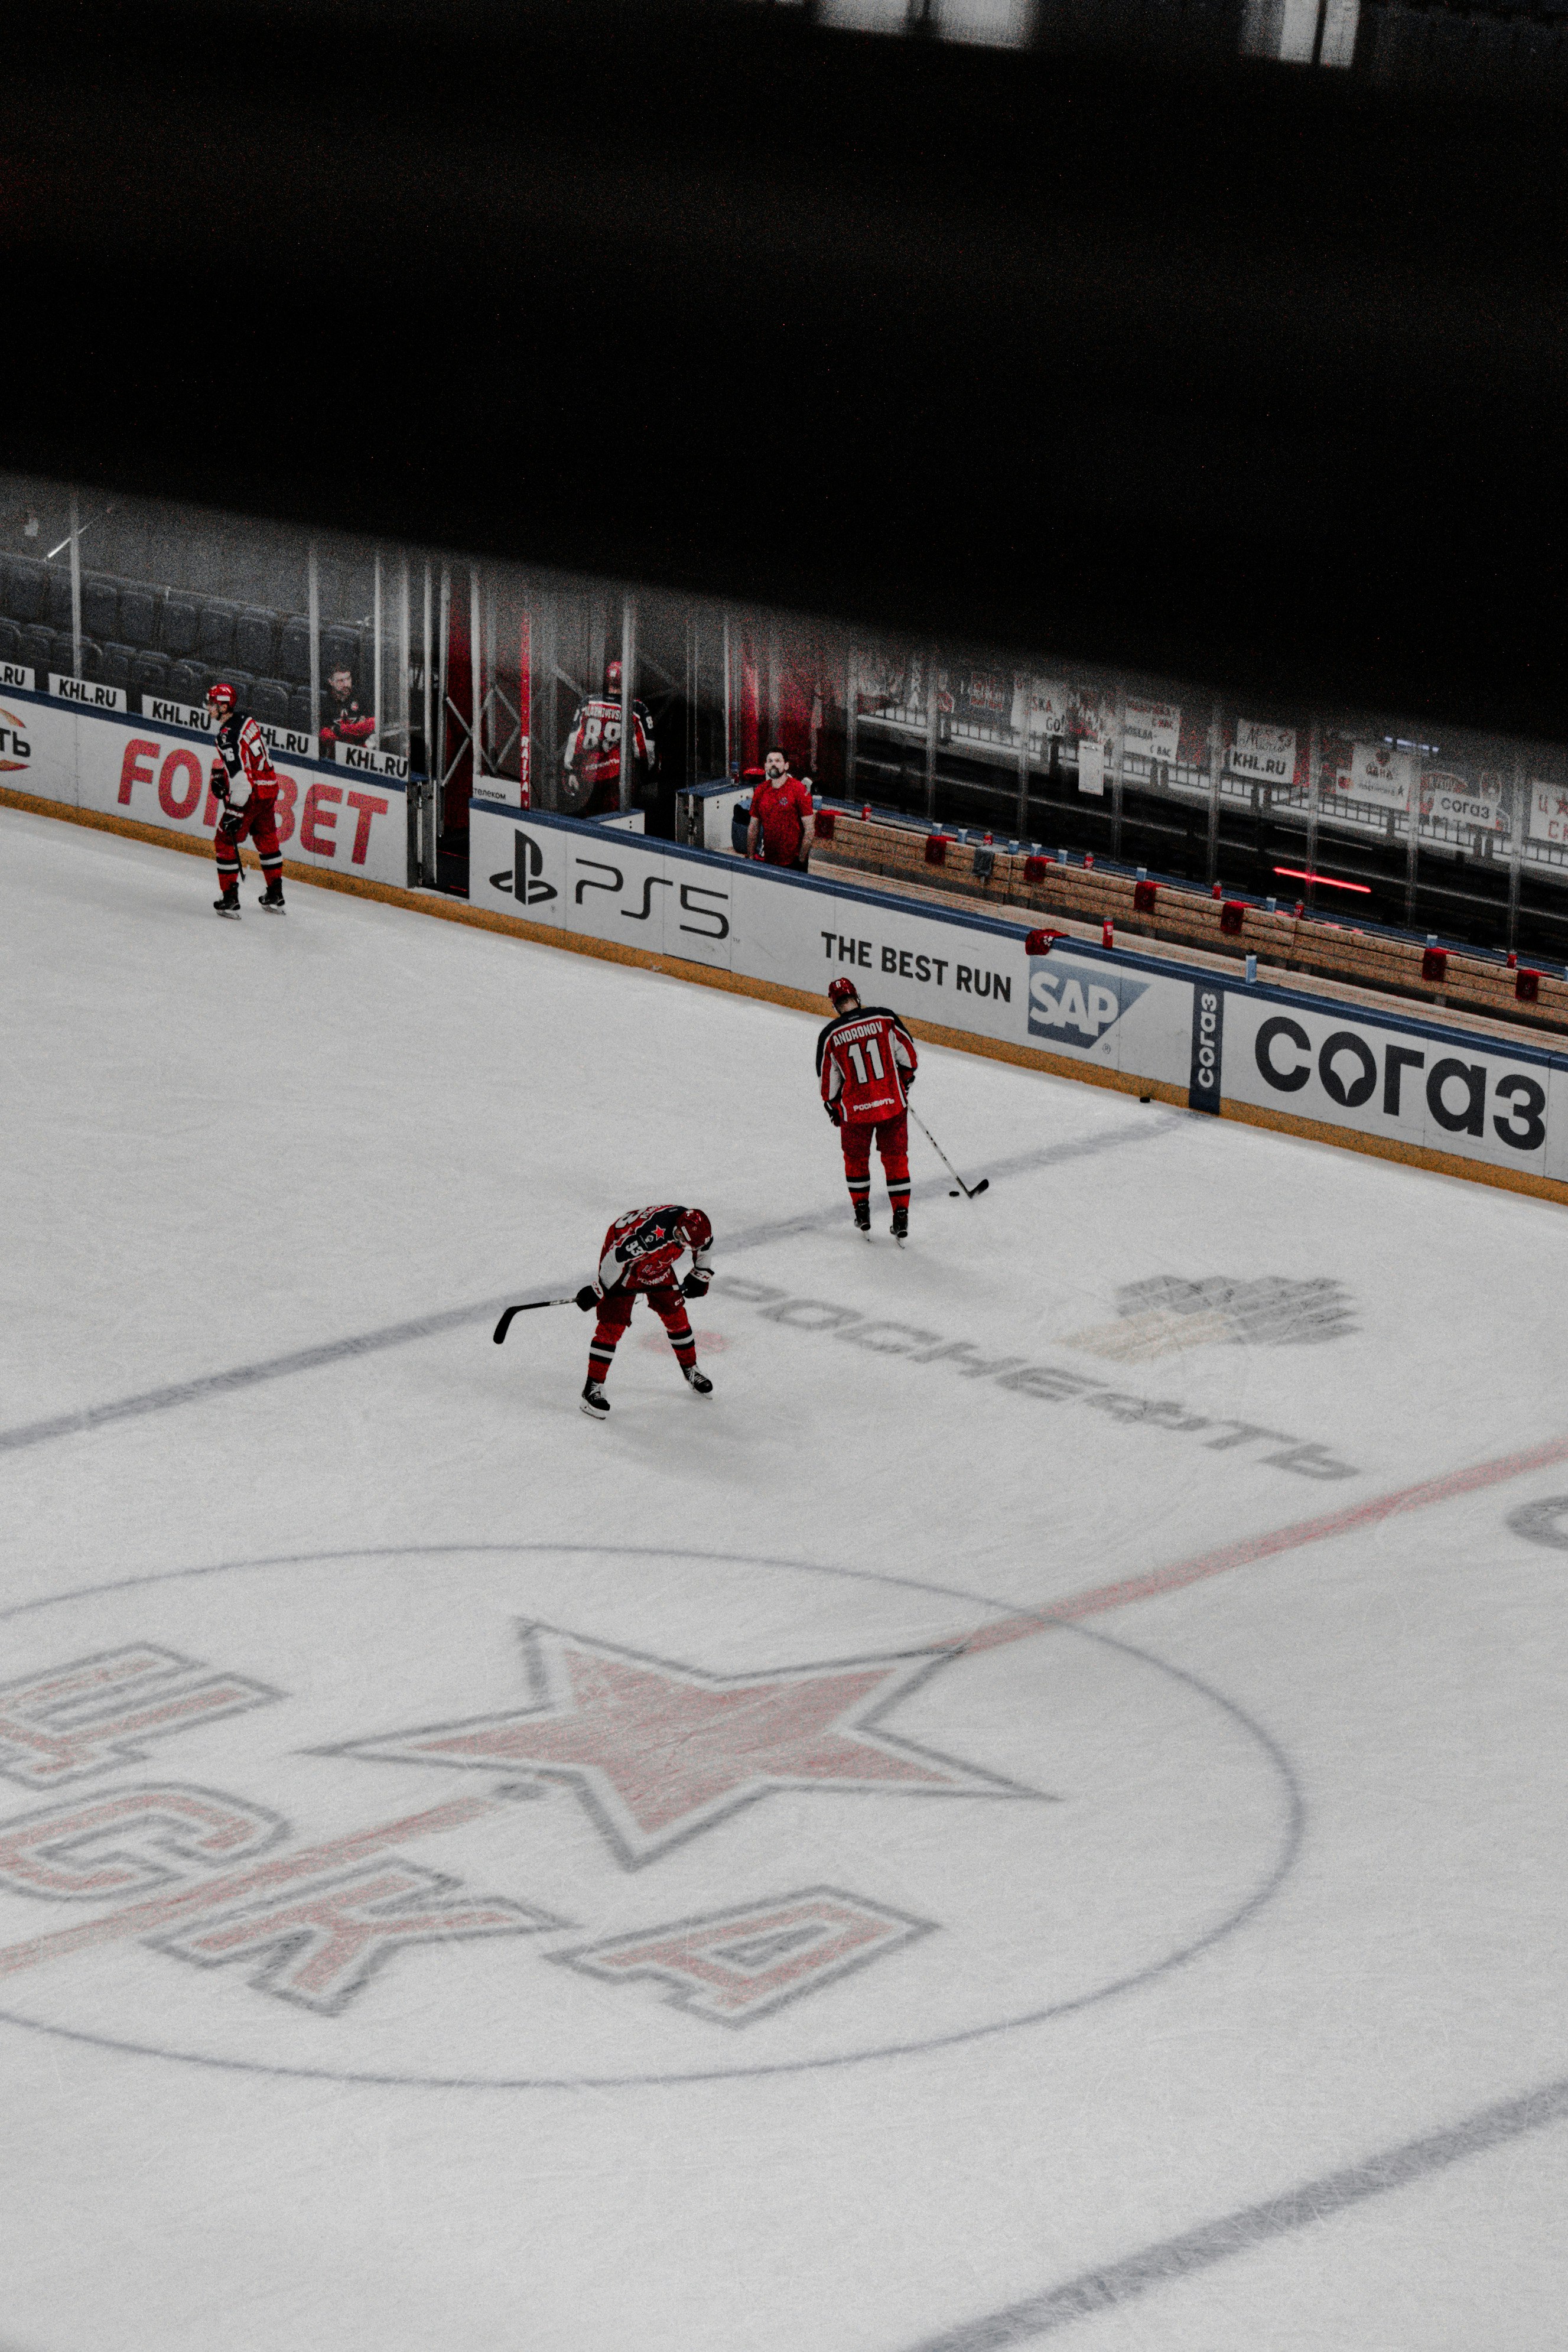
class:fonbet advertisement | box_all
[0,686,405,887]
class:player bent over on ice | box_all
[817,977,918,1241]
[207,682,285,916]
[575,1205,715,1420]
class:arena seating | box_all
[158,597,200,662]
[118,584,157,648]
[0,559,372,736]
[90,644,135,692]
[3,557,45,625]
[197,600,239,667]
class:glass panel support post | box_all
[1305,722,1320,914]
[396,554,410,760]
[722,611,733,776]
[307,543,321,744]
[1111,682,1126,859]
[923,648,939,822]
[421,560,435,881]
[69,489,82,679]
[372,550,383,752]
[1206,702,1224,885]
[434,563,451,858]
[1015,673,1030,837]
[619,595,636,814]
[845,646,859,802]
[536,587,558,814]
[1509,755,1525,952]
[470,567,483,791]
[1403,749,1420,928]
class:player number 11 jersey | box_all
[817,1009,917,1123]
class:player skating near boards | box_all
[575,1205,715,1419]
[817,977,917,1242]
[207,682,285,916]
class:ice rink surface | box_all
[2,805,1567,2352]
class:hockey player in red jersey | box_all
[207,682,285,916]
[561,661,656,819]
[817,977,918,1241]
[574,1204,715,1419]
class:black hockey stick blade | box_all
[493,1300,573,1343]
[910,1104,987,1201]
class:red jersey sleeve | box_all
[238,718,278,788]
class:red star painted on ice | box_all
[336,1627,1044,1867]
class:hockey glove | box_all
[824,1100,844,1126]
[217,806,246,840]
[574,1286,600,1312]
[902,1066,915,1088]
[681,1271,710,1300]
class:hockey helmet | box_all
[675,1207,713,1253]
[604,660,623,697]
[827,976,861,1010]
[206,681,238,714]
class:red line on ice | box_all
[955,1430,1568,1652]
[3,1430,1564,1983]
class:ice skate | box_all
[683,1365,713,1397]
[853,1203,871,1238]
[890,1206,909,1247]
[580,1378,610,1420]
[258,885,287,913]
[213,887,240,919]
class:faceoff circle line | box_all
[0,1542,1305,2091]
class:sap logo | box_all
[1028,957,1147,1044]
[491,828,557,907]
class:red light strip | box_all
[1271,867,1371,894]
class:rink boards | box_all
[0,672,407,886]
[471,799,1568,1201]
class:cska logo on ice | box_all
[0,1544,1289,2083]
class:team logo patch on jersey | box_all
[0,1544,1298,2086]
[1028,955,1148,1045]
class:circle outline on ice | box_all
[1505,1494,1568,1550]
[0,1543,1305,2090]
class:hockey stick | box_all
[907,1105,990,1198]
[493,1300,579,1344]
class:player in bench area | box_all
[817,976,918,1241]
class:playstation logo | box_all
[490,827,558,907]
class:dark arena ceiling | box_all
[6,0,1566,739]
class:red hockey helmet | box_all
[828,976,861,1010]
[206,681,237,714]
[604,660,623,697]
[676,1207,712,1253]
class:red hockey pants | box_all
[587,1283,696,1384]
[840,1112,910,1212]
[216,790,283,892]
